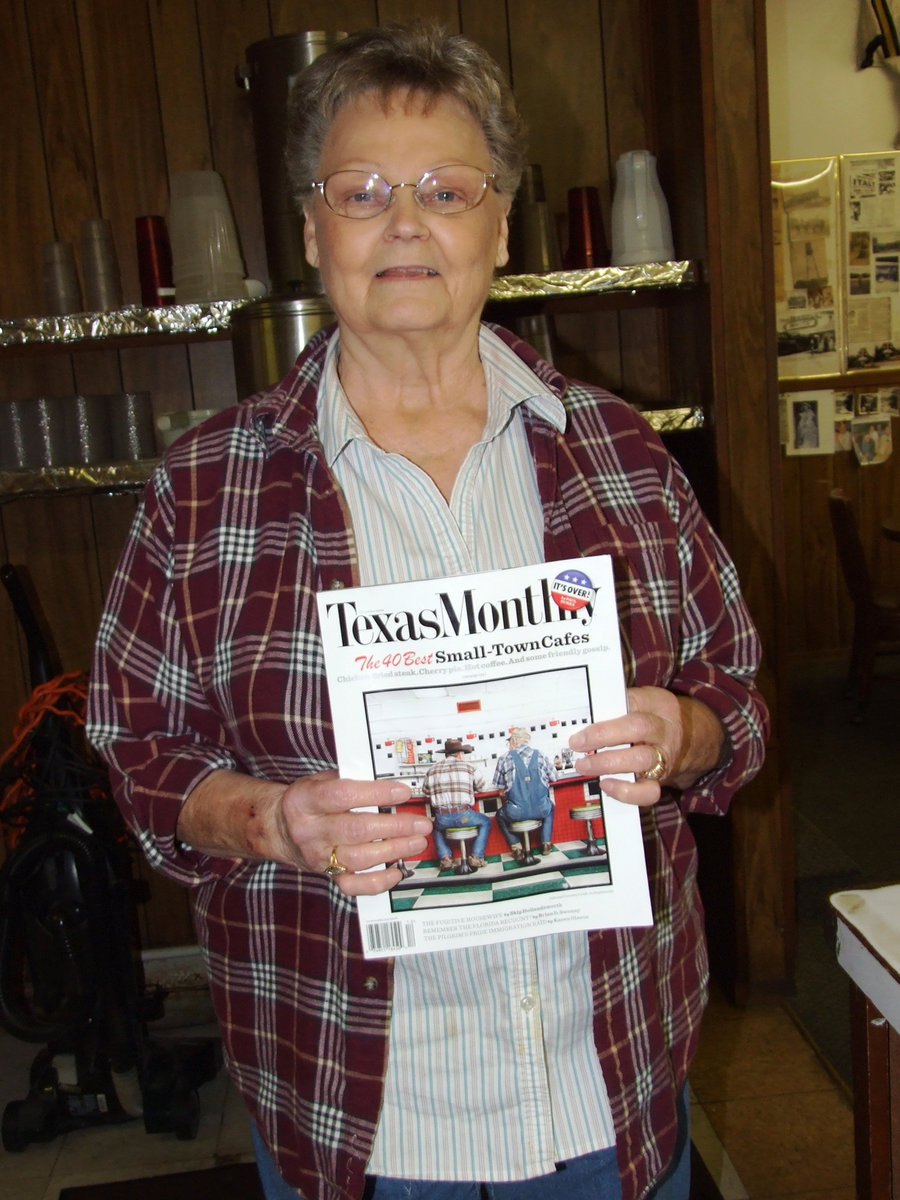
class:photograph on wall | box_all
[857,390,879,415]
[842,152,900,369]
[772,158,842,378]
[834,417,854,451]
[851,415,892,464]
[782,390,836,455]
[878,385,900,415]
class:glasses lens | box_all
[323,171,390,217]
[417,166,488,213]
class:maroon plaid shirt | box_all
[87,324,768,1200]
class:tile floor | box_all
[0,979,856,1200]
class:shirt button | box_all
[363,976,379,991]
[520,994,535,1013]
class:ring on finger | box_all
[325,845,350,878]
[640,744,667,783]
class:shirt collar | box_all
[318,324,566,469]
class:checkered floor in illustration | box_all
[389,843,611,910]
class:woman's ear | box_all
[494,205,511,270]
[303,206,321,268]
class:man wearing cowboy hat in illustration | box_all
[422,738,492,870]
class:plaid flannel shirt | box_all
[422,759,487,810]
[87,323,768,1200]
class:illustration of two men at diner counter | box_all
[423,728,558,871]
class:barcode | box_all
[367,920,417,952]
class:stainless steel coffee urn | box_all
[230,295,335,397]
[237,31,346,294]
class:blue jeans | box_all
[368,1147,620,1199]
[251,1086,689,1200]
[432,807,492,859]
[645,1081,691,1200]
[496,794,554,848]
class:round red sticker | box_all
[550,569,595,612]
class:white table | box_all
[831,883,900,1199]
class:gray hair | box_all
[285,22,527,206]
[508,727,531,743]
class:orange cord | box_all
[0,671,93,847]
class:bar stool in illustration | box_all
[569,804,606,856]
[508,818,542,866]
[445,826,478,874]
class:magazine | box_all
[316,555,652,958]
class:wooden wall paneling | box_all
[459,0,513,80]
[195,0,272,289]
[90,493,142,598]
[640,0,709,415]
[597,0,662,406]
[870,458,900,589]
[0,354,76,403]
[187,341,241,412]
[0,513,31,748]
[598,0,652,166]
[71,348,124,396]
[26,0,99,250]
[76,0,169,307]
[618,309,667,405]
[800,456,841,654]
[148,0,215,180]
[697,0,791,991]
[120,344,194,435]
[271,0,378,35]
[1,497,105,675]
[506,0,613,394]
[507,0,605,223]
[375,0,460,30]
[780,456,811,652]
[0,2,58,318]
[552,311,625,393]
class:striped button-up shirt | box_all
[86,323,769,1200]
[320,327,616,1181]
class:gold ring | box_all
[641,745,667,782]
[325,846,349,878]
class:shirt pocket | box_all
[585,518,681,688]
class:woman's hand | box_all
[178,768,432,895]
[567,686,726,806]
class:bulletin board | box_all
[842,151,900,370]
[772,158,842,380]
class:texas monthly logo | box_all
[321,573,597,649]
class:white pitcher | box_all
[610,150,674,266]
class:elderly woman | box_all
[87,23,768,1200]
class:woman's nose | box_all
[384,186,429,235]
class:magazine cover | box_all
[316,555,653,959]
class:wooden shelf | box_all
[779,365,900,392]
[0,461,155,501]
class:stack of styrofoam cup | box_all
[168,171,246,303]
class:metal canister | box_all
[230,295,335,397]
[237,31,347,294]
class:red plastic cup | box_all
[135,215,174,307]
[564,187,610,269]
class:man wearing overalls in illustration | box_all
[493,727,559,861]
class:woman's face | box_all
[303,90,510,345]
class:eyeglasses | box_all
[311,165,497,219]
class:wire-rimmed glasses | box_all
[311,164,497,218]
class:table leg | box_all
[850,981,892,1200]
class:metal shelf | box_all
[0,262,697,351]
